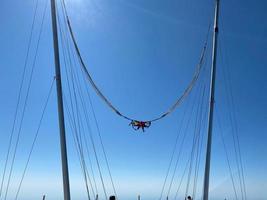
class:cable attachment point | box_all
[129,120,151,132]
[54,75,60,80]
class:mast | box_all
[203,1,219,200]
[50,0,71,199]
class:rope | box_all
[73,83,109,200]
[57,8,94,198]
[191,41,211,200]
[160,44,210,199]
[167,86,204,198]
[83,127,99,196]
[62,0,211,125]
[72,65,109,200]
[59,1,117,198]
[3,1,48,199]
[63,94,93,200]
[59,22,108,199]
[218,28,246,200]
[0,0,40,197]
[174,157,191,200]
[184,86,206,199]
[159,98,191,200]
[14,78,55,200]
[192,86,208,200]
[82,74,118,198]
[215,109,239,200]
[167,45,210,199]
[62,55,93,200]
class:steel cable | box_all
[0,0,40,197]
[3,1,48,199]
[14,78,55,200]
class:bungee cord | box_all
[57,7,96,198]
[60,35,94,200]
[159,64,209,200]
[61,0,211,130]
[58,1,118,197]
[57,3,112,197]
[159,29,211,200]
[0,1,247,200]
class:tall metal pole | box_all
[203,1,219,200]
[50,0,71,199]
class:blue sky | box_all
[0,0,267,200]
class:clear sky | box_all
[0,0,266,200]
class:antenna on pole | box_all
[50,0,71,199]
[203,1,220,200]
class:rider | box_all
[187,196,192,200]
[109,196,116,200]
[130,120,151,132]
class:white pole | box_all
[203,1,220,200]
[50,0,71,199]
